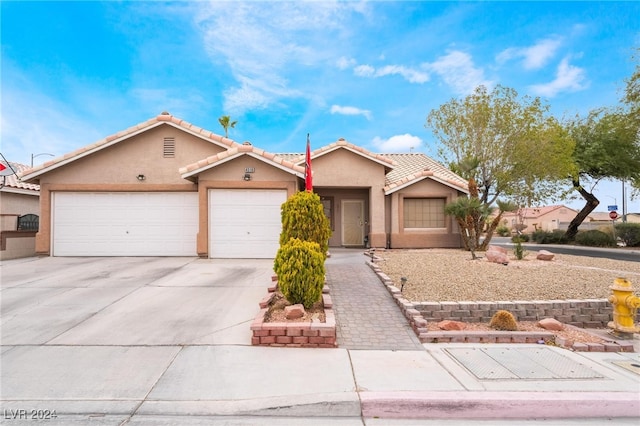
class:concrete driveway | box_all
[1,256,273,345]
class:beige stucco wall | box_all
[312,149,387,247]
[388,179,463,249]
[0,191,40,259]
[0,192,40,231]
[502,207,576,232]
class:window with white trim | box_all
[403,198,446,228]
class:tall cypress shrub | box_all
[279,191,331,258]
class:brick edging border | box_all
[366,260,635,353]
[250,279,337,348]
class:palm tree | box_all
[218,115,237,138]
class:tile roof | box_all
[17,112,466,193]
[383,153,468,193]
[1,162,40,193]
[20,112,237,183]
[180,143,305,179]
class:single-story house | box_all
[20,112,468,258]
[1,162,40,260]
[498,205,586,233]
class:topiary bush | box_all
[574,230,616,247]
[273,238,325,309]
[489,310,518,331]
[279,191,332,258]
[614,223,640,247]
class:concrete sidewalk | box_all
[1,251,639,424]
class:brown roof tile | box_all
[2,163,40,192]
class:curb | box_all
[360,391,640,419]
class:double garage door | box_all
[52,190,286,258]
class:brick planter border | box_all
[250,279,337,348]
[367,260,635,353]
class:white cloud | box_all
[529,57,588,97]
[194,2,367,114]
[426,51,492,95]
[497,38,562,70]
[371,134,422,152]
[330,105,372,120]
[353,64,429,83]
[336,56,356,70]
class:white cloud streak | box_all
[497,38,562,70]
[426,51,493,95]
[529,57,588,97]
[354,64,429,84]
[330,105,372,120]
[371,134,422,152]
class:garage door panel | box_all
[53,192,198,256]
[209,189,286,259]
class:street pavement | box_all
[0,250,639,425]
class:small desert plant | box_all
[574,230,616,247]
[273,238,325,309]
[489,310,518,331]
[513,239,527,260]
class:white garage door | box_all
[52,192,198,256]
[209,189,286,258]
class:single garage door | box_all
[209,189,287,258]
[52,192,198,256]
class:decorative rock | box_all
[538,317,564,331]
[487,245,508,254]
[284,304,305,319]
[437,320,466,331]
[536,250,555,261]
[486,248,509,265]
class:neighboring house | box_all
[1,162,40,260]
[20,112,468,258]
[499,205,585,233]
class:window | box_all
[163,137,175,158]
[321,196,334,231]
[17,214,39,231]
[403,198,445,228]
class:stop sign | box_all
[609,211,618,220]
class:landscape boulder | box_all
[437,320,466,331]
[486,245,509,265]
[538,317,564,331]
[284,304,305,319]
[536,250,555,261]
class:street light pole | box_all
[622,180,627,223]
[31,153,55,167]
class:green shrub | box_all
[574,230,616,247]
[279,191,332,257]
[511,234,529,243]
[513,239,527,260]
[531,230,567,244]
[614,223,640,247]
[273,238,325,309]
[496,225,511,237]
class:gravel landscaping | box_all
[375,248,640,303]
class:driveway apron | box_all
[326,249,422,350]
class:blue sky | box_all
[1,1,638,212]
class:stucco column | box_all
[35,185,51,255]
[368,186,386,248]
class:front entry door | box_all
[342,200,365,246]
